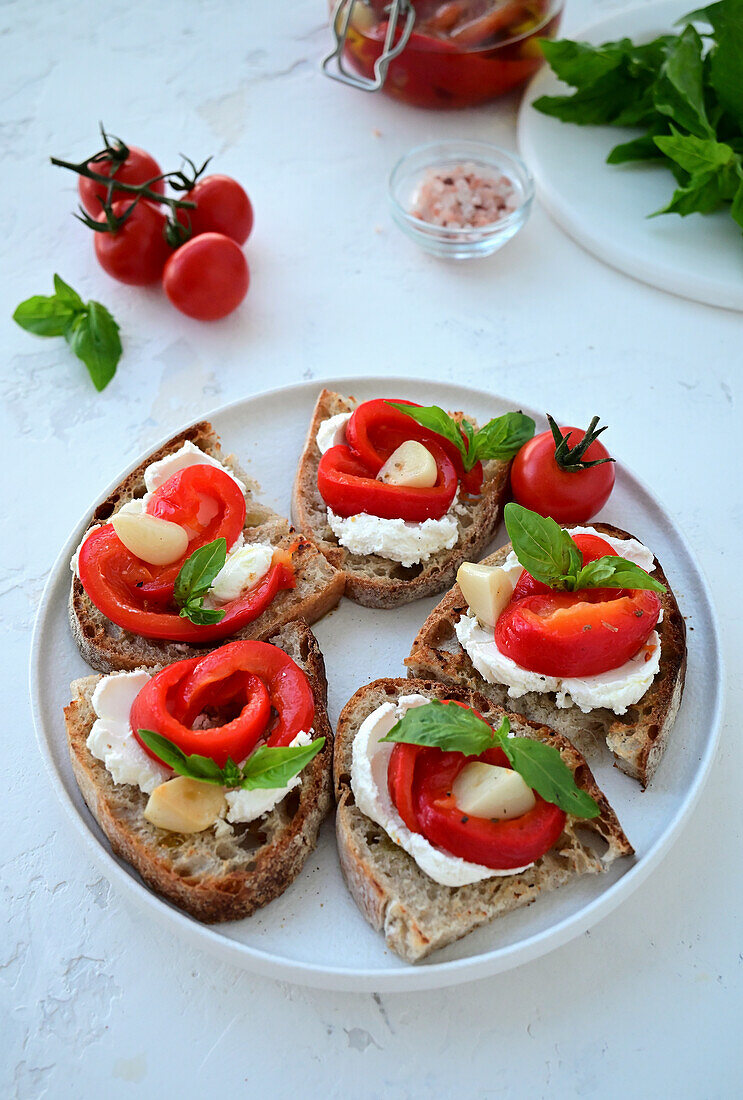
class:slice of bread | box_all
[406,523,686,787]
[292,389,512,608]
[70,420,345,673]
[64,620,333,923]
[334,678,632,963]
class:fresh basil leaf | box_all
[500,737,600,819]
[239,738,325,790]
[653,24,715,139]
[503,503,581,588]
[178,597,226,625]
[537,37,627,88]
[654,131,739,177]
[470,412,536,464]
[534,5,743,244]
[607,130,670,164]
[174,538,227,609]
[136,729,227,785]
[386,402,533,472]
[222,758,244,787]
[65,300,122,391]
[381,699,503,756]
[731,179,743,229]
[386,402,468,467]
[53,273,85,311]
[13,295,77,337]
[13,276,121,389]
[690,0,743,129]
[576,556,667,594]
[651,161,743,217]
[534,65,657,128]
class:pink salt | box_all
[411,162,517,228]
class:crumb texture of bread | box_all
[64,620,333,922]
[333,678,632,963]
[405,523,687,788]
[70,420,344,673]
[292,389,512,608]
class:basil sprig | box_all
[13,275,122,392]
[380,700,599,819]
[386,403,535,472]
[173,538,227,624]
[504,503,667,594]
[532,4,743,239]
[138,729,325,790]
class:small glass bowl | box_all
[388,140,534,260]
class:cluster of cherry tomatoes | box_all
[75,142,253,321]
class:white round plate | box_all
[517,0,743,311]
[30,377,723,991]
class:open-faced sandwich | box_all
[407,504,686,787]
[334,678,632,962]
[70,420,344,672]
[64,622,333,920]
[292,389,535,607]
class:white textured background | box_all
[2,0,740,1095]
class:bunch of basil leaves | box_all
[534,0,743,231]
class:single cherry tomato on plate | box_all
[94,200,171,285]
[162,232,249,321]
[176,174,253,245]
[511,415,615,525]
[79,146,164,216]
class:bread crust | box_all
[69,420,345,673]
[292,389,511,608]
[333,678,633,963]
[405,523,687,787]
[64,620,333,922]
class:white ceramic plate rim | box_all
[29,376,724,992]
[517,0,743,313]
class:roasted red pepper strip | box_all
[78,527,296,642]
[131,639,316,767]
[414,745,566,869]
[318,439,458,521]
[494,588,661,678]
[388,734,566,870]
[141,464,246,591]
[79,463,246,608]
[345,398,484,494]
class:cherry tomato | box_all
[79,146,164,216]
[94,200,171,285]
[177,175,253,245]
[494,588,661,678]
[162,233,249,320]
[511,420,615,525]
